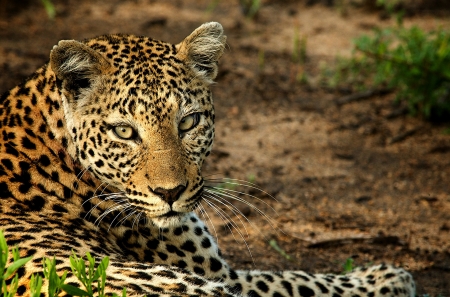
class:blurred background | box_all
[1,0,450,295]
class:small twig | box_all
[268,239,292,261]
[389,126,422,144]
[307,235,404,249]
[385,107,408,119]
[335,88,392,106]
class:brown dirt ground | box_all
[1,0,450,295]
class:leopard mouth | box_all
[160,210,181,218]
[158,187,204,218]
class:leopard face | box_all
[50,23,226,223]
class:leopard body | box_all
[0,22,415,297]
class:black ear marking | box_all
[50,40,110,99]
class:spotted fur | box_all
[0,22,415,296]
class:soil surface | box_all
[1,0,450,295]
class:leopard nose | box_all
[153,185,186,206]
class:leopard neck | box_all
[0,64,107,217]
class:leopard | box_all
[0,22,416,296]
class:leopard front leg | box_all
[226,265,415,297]
[129,213,415,297]
[104,262,239,297]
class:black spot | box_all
[1,159,13,170]
[256,281,269,293]
[210,257,223,272]
[180,240,196,253]
[262,274,274,282]
[16,284,26,295]
[194,227,203,236]
[18,182,32,194]
[298,286,315,297]
[5,143,19,157]
[31,93,37,105]
[157,252,167,260]
[0,182,14,198]
[229,269,238,280]
[155,270,177,279]
[52,204,68,213]
[193,266,205,276]
[342,283,354,288]
[281,281,293,296]
[16,86,30,96]
[22,136,36,150]
[144,250,154,262]
[166,244,186,257]
[95,160,104,168]
[201,237,211,248]
[39,155,51,166]
[273,293,284,297]
[51,171,59,182]
[177,260,187,269]
[184,276,206,286]
[357,287,367,293]
[315,282,329,294]
[29,195,45,211]
[192,255,204,264]
[294,273,310,282]
[380,287,390,295]
[174,227,183,236]
[63,187,73,199]
[147,238,160,249]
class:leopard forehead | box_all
[83,34,211,115]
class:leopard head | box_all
[50,22,226,223]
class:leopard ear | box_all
[176,22,226,84]
[50,40,110,98]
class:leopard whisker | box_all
[205,177,279,203]
[131,211,144,230]
[108,205,134,231]
[204,187,278,231]
[83,192,127,220]
[198,203,220,244]
[208,186,278,215]
[202,199,254,265]
[204,192,252,237]
[72,165,92,193]
[202,199,248,245]
[95,202,129,228]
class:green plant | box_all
[0,231,33,296]
[326,25,450,121]
[342,257,354,274]
[292,27,308,84]
[0,230,126,296]
[67,251,113,297]
[268,239,292,261]
[239,0,261,19]
[40,0,56,19]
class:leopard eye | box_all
[114,125,135,139]
[179,113,200,132]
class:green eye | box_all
[114,125,135,139]
[179,113,200,132]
